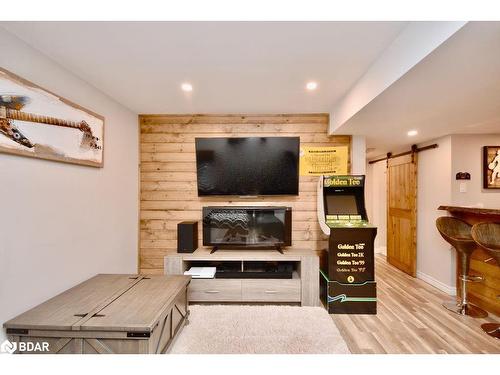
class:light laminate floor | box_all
[331,255,500,354]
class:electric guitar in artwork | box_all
[0,95,101,150]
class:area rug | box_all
[170,305,350,354]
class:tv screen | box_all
[195,137,299,196]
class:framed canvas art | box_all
[0,68,104,167]
[483,146,500,189]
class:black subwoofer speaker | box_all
[177,221,198,253]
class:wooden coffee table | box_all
[3,274,191,354]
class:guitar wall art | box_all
[0,68,104,167]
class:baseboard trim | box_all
[417,271,456,296]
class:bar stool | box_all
[471,222,500,340]
[435,217,488,318]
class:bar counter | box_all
[438,205,500,315]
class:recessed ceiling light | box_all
[181,83,193,92]
[306,81,318,91]
[407,130,418,137]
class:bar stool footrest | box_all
[481,323,500,340]
[442,300,489,318]
[459,274,484,283]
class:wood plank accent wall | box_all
[139,114,351,275]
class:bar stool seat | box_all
[436,217,488,318]
[471,222,500,340]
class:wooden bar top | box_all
[438,205,500,217]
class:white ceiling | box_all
[334,22,500,158]
[2,21,499,157]
[1,21,406,114]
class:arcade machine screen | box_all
[323,181,367,226]
[326,195,358,215]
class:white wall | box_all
[451,134,500,209]
[0,29,139,342]
[416,136,455,294]
[365,159,387,254]
[351,135,367,175]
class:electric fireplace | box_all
[202,206,292,253]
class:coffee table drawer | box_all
[188,279,242,301]
[242,279,301,302]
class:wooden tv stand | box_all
[164,248,320,306]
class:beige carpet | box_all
[170,305,350,354]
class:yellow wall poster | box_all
[299,145,349,176]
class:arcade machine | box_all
[317,175,377,314]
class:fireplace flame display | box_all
[202,207,292,250]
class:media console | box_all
[164,248,320,306]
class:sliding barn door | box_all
[387,153,417,277]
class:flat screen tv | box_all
[195,137,299,196]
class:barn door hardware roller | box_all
[369,143,438,165]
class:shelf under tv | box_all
[209,244,285,254]
[164,248,320,306]
[199,258,295,279]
